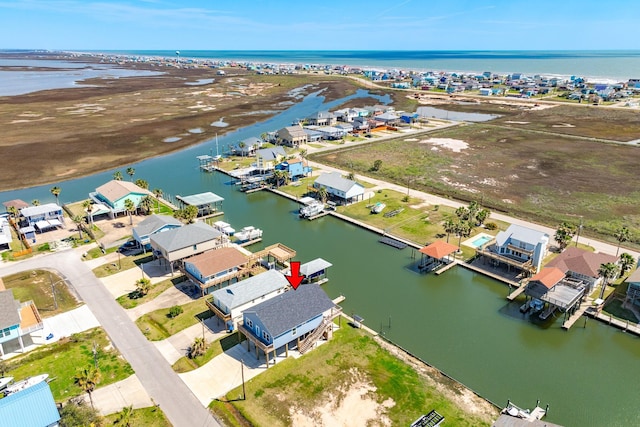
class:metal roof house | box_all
[313,172,365,205]
[277,125,308,147]
[489,224,550,273]
[0,290,43,357]
[183,246,250,295]
[19,204,64,232]
[150,222,227,273]
[0,381,60,427]
[255,146,287,171]
[299,258,333,284]
[175,192,224,217]
[132,214,183,247]
[206,269,289,328]
[238,284,341,368]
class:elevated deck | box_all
[379,236,408,249]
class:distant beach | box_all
[92,49,640,83]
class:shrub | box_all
[168,305,183,318]
[484,222,498,230]
[402,195,409,202]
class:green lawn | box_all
[84,245,118,260]
[212,318,495,426]
[5,328,134,402]
[1,269,80,318]
[104,406,171,426]
[135,299,213,341]
[92,254,153,278]
[116,275,185,309]
[172,332,246,373]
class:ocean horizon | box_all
[87,49,640,83]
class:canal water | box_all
[2,91,639,427]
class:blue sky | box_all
[0,0,637,50]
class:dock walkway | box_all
[458,262,522,288]
[506,284,528,301]
[434,260,458,275]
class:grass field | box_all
[135,299,213,341]
[5,328,134,402]
[1,269,80,317]
[103,406,171,426]
[172,332,246,373]
[213,320,495,426]
[116,275,185,309]
[310,121,640,249]
[92,253,153,278]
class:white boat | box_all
[4,374,48,396]
[0,377,14,392]
[235,226,263,242]
[213,220,235,236]
[300,201,324,218]
[371,202,386,214]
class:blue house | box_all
[491,224,550,273]
[132,214,183,248]
[0,381,60,427]
[275,158,312,180]
[238,284,340,367]
[0,290,43,357]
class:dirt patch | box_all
[289,369,395,427]
[419,137,469,152]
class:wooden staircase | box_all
[298,318,331,354]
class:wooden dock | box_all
[459,262,521,288]
[506,284,527,301]
[379,236,408,249]
[434,260,458,275]
[561,301,591,329]
[244,185,266,194]
[238,238,262,247]
[307,211,330,220]
[333,295,345,304]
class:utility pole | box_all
[575,216,583,247]
[49,273,58,310]
[241,359,246,400]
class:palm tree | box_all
[74,366,101,408]
[113,170,123,181]
[467,201,480,223]
[126,167,135,181]
[456,221,472,248]
[136,278,151,296]
[238,141,246,157]
[317,187,329,204]
[614,226,631,257]
[299,148,308,159]
[31,199,40,206]
[134,178,149,190]
[272,170,289,188]
[124,198,136,226]
[117,405,133,427]
[72,215,84,240]
[189,337,207,359]
[619,252,635,276]
[346,172,355,181]
[475,208,490,226]
[182,205,198,224]
[554,222,576,251]
[82,200,94,227]
[443,218,456,243]
[455,206,469,221]
[598,262,620,300]
[153,188,163,212]
[7,206,18,220]
[140,195,155,215]
[50,186,61,205]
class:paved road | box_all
[0,249,220,427]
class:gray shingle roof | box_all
[256,147,286,160]
[212,269,289,311]
[0,290,21,329]
[133,214,182,237]
[150,222,222,252]
[246,284,336,338]
[314,172,360,194]
[495,224,549,247]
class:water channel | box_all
[2,90,639,426]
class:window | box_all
[193,244,197,250]
[262,331,270,342]
[0,327,12,338]
[292,327,297,336]
[246,319,253,328]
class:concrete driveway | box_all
[85,374,154,416]
[126,278,200,321]
[154,316,228,365]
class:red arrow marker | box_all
[285,261,305,290]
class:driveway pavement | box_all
[0,250,220,427]
[85,374,154,416]
[126,278,199,321]
[154,317,228,365]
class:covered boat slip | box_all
[417,241,458,273]
[176,192,224,217]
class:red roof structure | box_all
[2,199,29,210]
[419,241,459,260]
[530,267,565,289]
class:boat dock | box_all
[506,283,528,301]
[244,185,266,194]
[238,238,262,247]
[333,295,345,304]
[434,260,458,275]
[306,211,330,220]
[459,262,522,288]
[379,236,408,249]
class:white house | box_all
[313,172,365,205]
[206,269,289,329]
[132,214,183,247]
[19,203,64,232]
[493,224,550,272]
